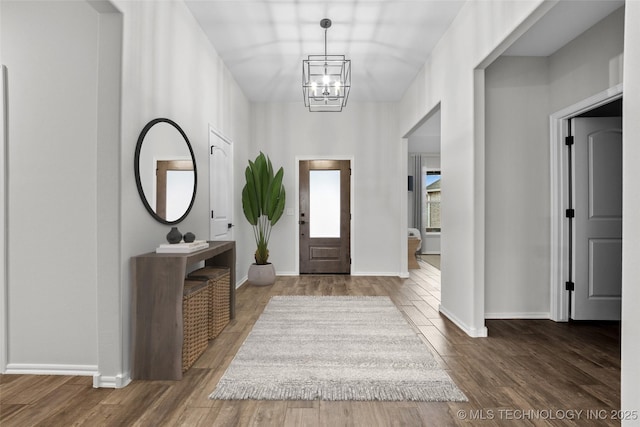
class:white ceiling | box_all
[185,0,466,103]
[185,0,624,105]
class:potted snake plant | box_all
[242,152,286,285]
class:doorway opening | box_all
[407,107,442,272]
[550,86,623,321]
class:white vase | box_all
[247,263,276,286]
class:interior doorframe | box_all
[549,83,623,322]
[294,155,354,275]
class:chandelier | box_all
[302,19,351,112]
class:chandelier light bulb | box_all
[323,74,330,85]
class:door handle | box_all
[298,220,306,225]
[228,223,234,229]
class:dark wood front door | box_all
[299,160,351,274]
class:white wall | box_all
[0,2,7,372]
[0,0,251,386]
[398,0,546,336]
[484,7,624,318]
[112,0,251,385]
[485,56,550,318]
[408,136,440,153]
[622,2,640,421]
[251,102,401,276]
[94,2,122,387]
[1,1,100,371]
[548,7,625,112]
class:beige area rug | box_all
[209,296,467,401]
[421,255,441,270]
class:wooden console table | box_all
[131,241,235,380]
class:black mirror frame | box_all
[134,118,198,225]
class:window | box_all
[424,171,441,232]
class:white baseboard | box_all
[351,271,404,277]
[93,372,131,389]
[5,363,98,376]
[236,276,248,288]
[5,364,132,389]
[485,312,551,319]
[275,271,297,276]
[439,305,488,338]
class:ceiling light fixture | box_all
[302,19,351,112]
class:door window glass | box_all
[309,170,341,238]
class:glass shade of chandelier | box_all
[302,19,351,112]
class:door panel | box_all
[589,239,622,297]
[589,134,622,218]
[299,160,350,274]
[572,117,622,320]
[209,130,232,241]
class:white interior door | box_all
[572,117,622,320]
[209,128,232,241]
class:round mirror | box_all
[134,118,197,224]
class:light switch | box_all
[286,207,294,216]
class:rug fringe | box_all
[210,381,468,402]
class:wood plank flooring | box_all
[0,261,621,426]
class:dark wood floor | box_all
[0,261,621,426]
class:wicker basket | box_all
[188,267,231,339]
[182,279,210,372]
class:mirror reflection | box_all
[134,118,197,224]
